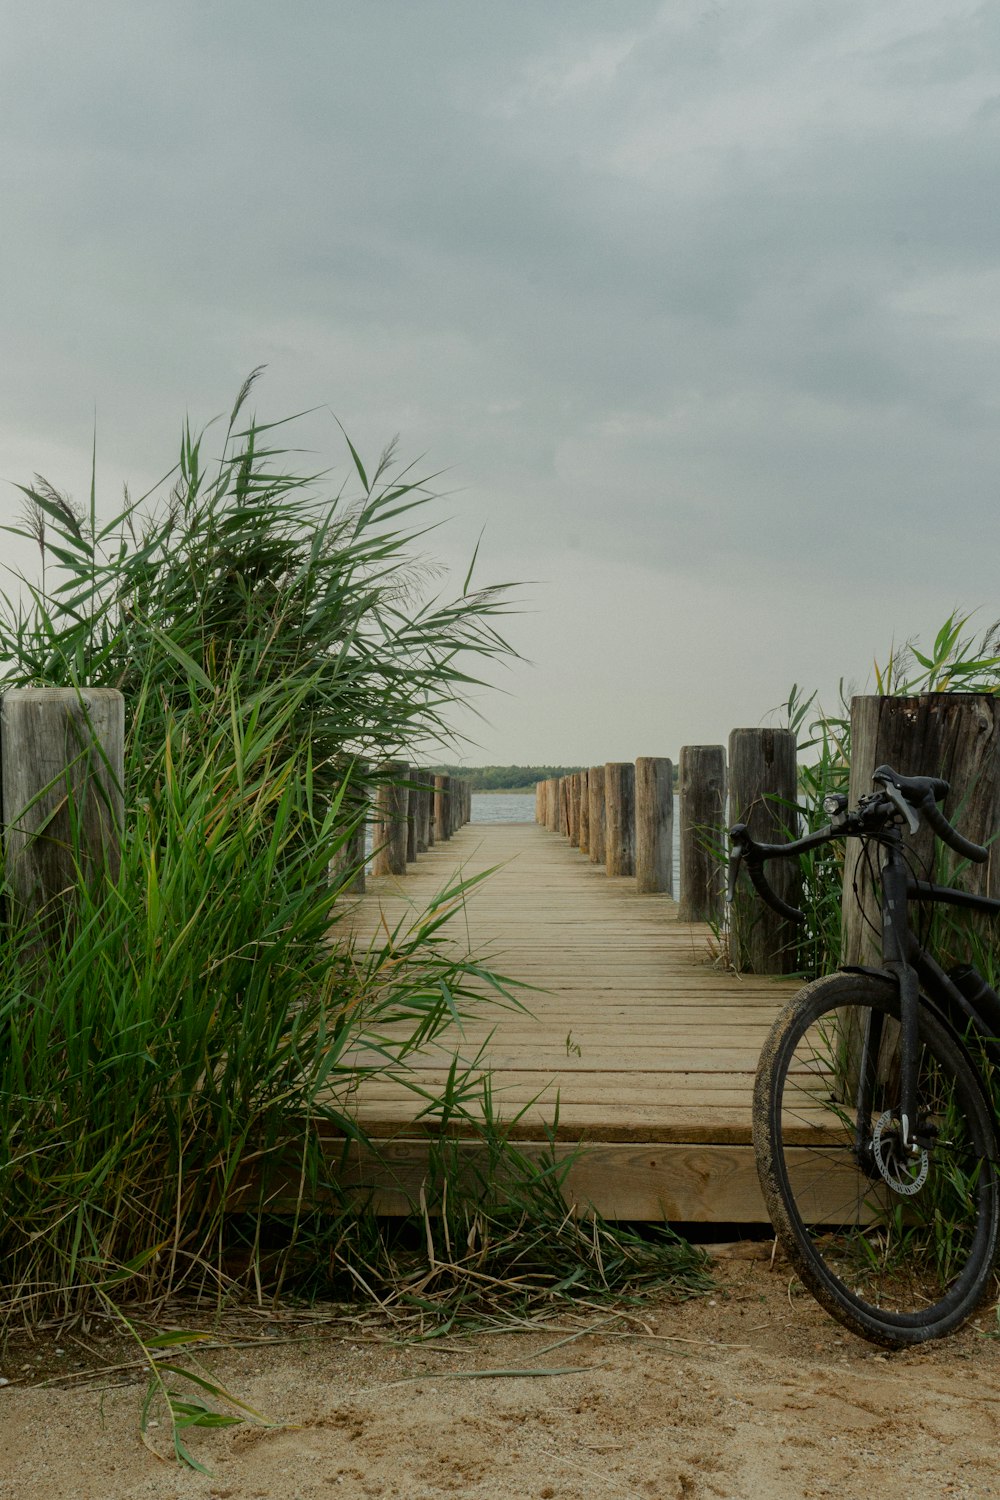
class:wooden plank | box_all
[338,821,800,1216]
[287,1138,863,1223]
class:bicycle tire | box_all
[754,971,1000,1346]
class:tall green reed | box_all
[0,375,525,1320]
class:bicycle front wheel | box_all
[754,972,1000,1346]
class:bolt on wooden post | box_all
[678,745,727,923]
[2,687,125,932]
[604,762,636,877]
[635,757,673,894]
[727,728,799,974]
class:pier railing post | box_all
[414,770,434,852]
[588,765,606,865]
[842,693,1000,966]
[547,777,561,833]
[372,761,410,876]
[728,729,799,973]
[604,762,636,877]
[635,757,673,894]
[568,773,581,847]
[678,745,726,923]
[2,687,125,931]
[405,771,419,863]
[578,769,590,854]
[331,759,369,895]
[433,774,450,842]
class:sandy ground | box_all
[3,1250,1000,1500]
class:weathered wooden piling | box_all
[604,762,636,877]
[406,774,419,863]
[578,769,590,854]
[331,762,369,895]
[588,765,606,865]
[547,777,561,833]
[678,745,726,923]
[1,687,125,927]
[634,757,673,894]
[727,729,799,974]
[372,761,410,876]
[842,694,1000,966]
[569,773,582,847]
[434,774,451,842]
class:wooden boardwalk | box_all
[341,821,800,1221]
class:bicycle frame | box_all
[846,831,1000,1150]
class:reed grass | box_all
[0,375,533,1323]
[0,378,711,1379]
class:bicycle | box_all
[729,764,1000,1347]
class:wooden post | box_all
[434,774,451,842]
[568,773,581,847]
[547,777,561,833]
[331,762,369,896]
[635,757,673,894]
[560,777,571,838]
[728,729,799,974]
[405,772,418,863]
[588,765,606,865]
[578,769,590,854]
[678,745,726,923]
[372,761,409,876]
[604,762,635,877]
[842,694,1000,966]
[414,771,433,853]
[2,687,125,927]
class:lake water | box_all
[472,791,683,891]
[471,793,536,823]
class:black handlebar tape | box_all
[745,858,806,924]
[922,798,989,864]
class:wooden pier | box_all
[339,819,799,1222]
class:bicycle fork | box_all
[879,852,922,1154]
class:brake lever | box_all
[881,779,921,836]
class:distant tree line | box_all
[428,764,585,791]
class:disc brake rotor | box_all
[872,1109,929,1195]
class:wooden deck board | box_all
[339,821,804,1220]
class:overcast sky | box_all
[2,1,999,765]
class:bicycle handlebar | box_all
[728,822,808,924]
[871,764,988,864]
[728,763,990,922]
[921,796,989,864]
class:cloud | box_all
[1,1,998,756]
